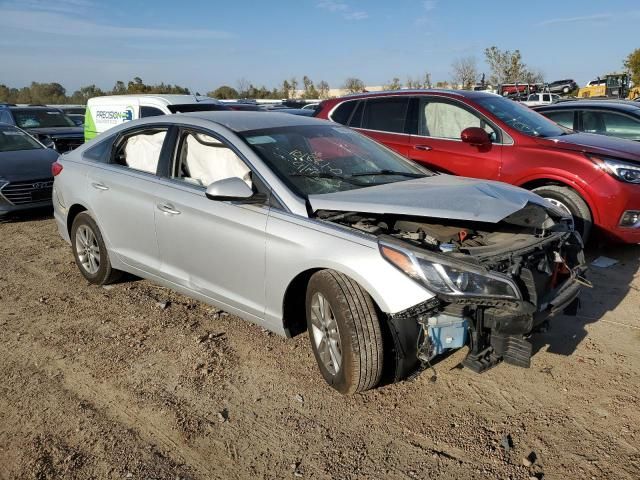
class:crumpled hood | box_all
[535,132,640,163]
[308,175,556,224]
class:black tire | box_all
[532,185,592,242]
[70,212,122,285]
[306,270,383,394]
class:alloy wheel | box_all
[310,292,342,375]
[75,225,101,275]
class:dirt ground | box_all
[1,211,639,480]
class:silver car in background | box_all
[52,112,586,394]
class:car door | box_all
[580,109,640,141]
[152,127,268,319]
[350,96,412,158]
[85,125,170,274]
[543,109,576,129]
[408,97,503,179]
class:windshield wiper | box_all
[349,169,426,178]
[290,172,367,185]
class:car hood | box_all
[26,127,84,138]
[308,175,555,224]
[536,132,640,163]
[0,149,59,182]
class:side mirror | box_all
[461,127,491,147]
[38,134,56,150]
[205,177,255,201]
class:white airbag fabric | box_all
[184,134,252,187]
[124,131,166,173]
[424,102,481,139]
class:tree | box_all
[385,77,402,90]
[343,77,365,94]
[281,79,291,99]
[208,85,239,99]
[624,48,640,86]
[112,81,127,95]
[302,76,319,99]
[451,56,478,89]
[70,84,105,103]
[484,46,541,85]
[289,77,299,98]
[317,80,330,99]
[236,78,250,97]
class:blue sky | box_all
[1,0,638,93]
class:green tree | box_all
[624,48,640,86]
[302,76,319,99]
[70,85,105,104]
[112,81,127,95]
[208,85,239,99]
[281,80,291,99]
[343,77,365,94]
[484,46,541,85]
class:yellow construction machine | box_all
[577,73,640,100]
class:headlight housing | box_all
[589,155,640,184]
[379,239,521,299]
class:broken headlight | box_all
[379,240,520,299]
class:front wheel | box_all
[532,185,592,242]
[306,270,383,394]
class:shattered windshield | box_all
[12,109,76,129]
[240,124,431,197]
[476,96,568,138]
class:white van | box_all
[84,94,227,141]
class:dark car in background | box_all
[534,100,640,141]
[315,89,640,244]
[55,105,86,127]
[547,79,578,94]
[0,105,84,152]
[0,124,59,217]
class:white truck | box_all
[521,92,560,107]
[84,94,226,141]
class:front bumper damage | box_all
[385,233,588,380]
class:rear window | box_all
[167,103,230,113]
[330,101,357,125]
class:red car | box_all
[315,90,640,243]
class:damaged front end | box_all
[317,201,588,379]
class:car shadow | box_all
[530,242,640,357]
[0,207,53,224]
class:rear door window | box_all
[544,110,575,129]
[361,97,409,133]
[112,128,168,174]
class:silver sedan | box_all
[52,112,585,393]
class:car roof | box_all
[178,111,330,132]
[328,88,502,102]
[88,94,220,105]
[534,100,640,112]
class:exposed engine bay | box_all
[315,202,588,378]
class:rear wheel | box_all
[306,270,383,394]
[71,212,121,285]
[532,185,592,242]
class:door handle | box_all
[413,145,432,151]
[157,203,181,215]
[91,182,109,191]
